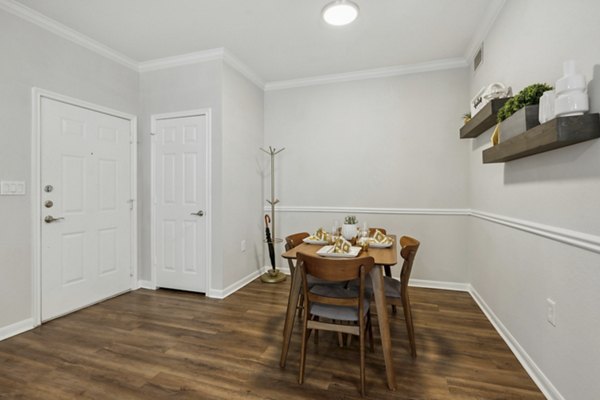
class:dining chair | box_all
[351,235,420,358]
[284,232,310,278]
[297,252,375,396]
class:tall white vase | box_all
[342,224,358,240]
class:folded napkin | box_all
[371,229,393,245]
[307,227,328,242]
[332,237,352,254]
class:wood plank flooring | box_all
[0,279,545,399]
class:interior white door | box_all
[41,98,133,321]
[154,115,208,292]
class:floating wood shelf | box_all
[482,113,600,163]
[460,98,510,139]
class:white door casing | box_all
[151,111,210,293]
[33,89,137,324]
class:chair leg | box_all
[401,292,416,358]
[359,316,366,396]
[313,316,319,345]
[367,311,374,352]
[298,310,309,384]
[297,293,304,319]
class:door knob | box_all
[190,210,204,217]
[44,215,65,223]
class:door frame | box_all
[149,109,212,294]
[31,87,138,327]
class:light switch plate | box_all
[0,181,26,195]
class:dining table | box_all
[279,234,398,390]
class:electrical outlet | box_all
[241,240,246,252]
[546,298,557,327]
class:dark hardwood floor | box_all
[0,279,544,399]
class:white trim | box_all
[137,280,156,290]
[208,267,270,299]
[0,0,138,71]
[138,47,265,89]
[464,0,506,64]
[222,49,265,89]
[264,57,469,91]
[0,318,35,341]
[471,210,600,254]
[267,205,470,216]
[138,48,224,72]
[469,285,565,400]
[150,109,213,295]
[271,206,600,254]
[31,88,138,326]
[409,279,470,292]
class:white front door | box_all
[153,114,208,293]
[41,98,134,321]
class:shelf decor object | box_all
[499,104,541,143]
[260,146,286,284]
[482,113,600,163]
[460,98,510,139]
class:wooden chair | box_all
[284,232,310,278]
[297,252,374,396]
[366,228,393,280]
[350,235,420,358]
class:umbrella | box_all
[264,214,276,270]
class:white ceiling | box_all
[14,0,499,82]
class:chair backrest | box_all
[297,252,374,309]
[284,232,310,276]
[368,227,387,236]
[399,236,420,289]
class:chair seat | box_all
[350,276,402,299]
[306,274,342,287]
[309,285,370,321]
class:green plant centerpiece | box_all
[342,215,358,240]
[497,83,553,122]
[344,215,358,225]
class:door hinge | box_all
[128,199,135,210]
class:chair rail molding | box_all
[270,206,600,254]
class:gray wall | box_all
[0,10,139,328]
[264,68,471,283]
[138,61,224,290]
[222,64,265,288]
[467,1,600,398]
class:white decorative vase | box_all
[342,224,358,240]
[554,60,589,117]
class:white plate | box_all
[303,238,328,245]
[316,245,362,258]
[369,241,393,248]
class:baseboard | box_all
[0,318,34,341]
[137,280,156,290]
[468,285,564,400]
[208,268,267,299]
[409,279,470,292]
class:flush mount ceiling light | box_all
[322,0,359,26]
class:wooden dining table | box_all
[279,235,398,390]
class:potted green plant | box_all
[342,215,358,240]
[497,83,553,142]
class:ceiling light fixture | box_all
[322,0,359,26]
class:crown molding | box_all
[137,48,225,72]
[464,0,506,65]
[264,57,469,91]
[0,0,138,71]
[222,49,265,89]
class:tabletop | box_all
[281,234,398,266]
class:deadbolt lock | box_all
[44,185,54,193]
[44,200,54,208]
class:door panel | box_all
[41,98,133,321]
[154,115,207,292]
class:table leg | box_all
[371,265,396,390]
[280,262,302,368]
